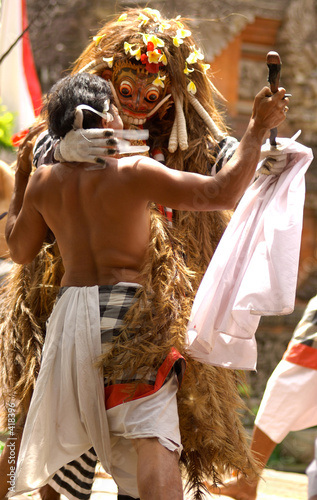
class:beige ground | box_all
[9,468,308,500]
[90,468,308,499]
[254,469,307,500]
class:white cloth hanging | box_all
[11,286,112,496]
[186,139,313,371]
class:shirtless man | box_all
[5,72,287,500]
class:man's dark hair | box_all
[46,72,113,138]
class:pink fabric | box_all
[186,139,313,370]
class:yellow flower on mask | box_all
[160,53,168,66]
[186,47,204,64]
[138,13,150,27]
[142,33,165,48]
[147,49,162,64]
[93,34,106,46]
[124,42,134,55]
[173,36,183,47]
[184,62,194,75]
[130,47,142,60]
[176,28,191,39]
[153,73,166,88]
[187,80,197,94]
[158,21,171,32]
[103,57,114,68]
[143,8,161,22]
[201,63,211,73]
[173,28,191,47]
[117,13,128,22]
[175,15,184,29]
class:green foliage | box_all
[0,100,15,151]
[237,381,250,398]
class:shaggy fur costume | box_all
[0,8,259,497]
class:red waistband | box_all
[104,347,185,410]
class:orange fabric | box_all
[104,347,185,409]
[283,341,317,370]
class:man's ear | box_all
[101,69,113,81]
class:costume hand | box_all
[259,142,288,175]
[258,130,301,176]
[16,122,46,176]
[55,128,120,165]
[252,87,289,133]
[55,128,150,165]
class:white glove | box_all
[54,128,119,165]
[259,142,288,176]
[258,130,301,176]
[55,128,150,165]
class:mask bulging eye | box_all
[119,80,133,97]
[145,87,160,103]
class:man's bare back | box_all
[30,156,152,286]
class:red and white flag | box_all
[0,0,42,135]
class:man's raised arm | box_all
[132,87,289,212]
[213,86,288,207]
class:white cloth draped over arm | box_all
[186,139,313,371]
[12,287,112,496]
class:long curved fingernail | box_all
[106,138,118,146]
[95,157,106,165]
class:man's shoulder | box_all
[118,155,161,172]
[31,163,48,177]
[32,163,54,180]
[28,164,55,194]
[117,155,144,175]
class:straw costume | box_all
[0,8,259,498]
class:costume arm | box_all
[33,131,57,168]
[33,129,117,168]
[34,129,148,168]
[5,170,48,265]
[5,136,49,264]
[210,136,239,176]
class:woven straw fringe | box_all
[0,210,259,498]
[0,238,63,427]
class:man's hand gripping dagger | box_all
[259,51,293,176]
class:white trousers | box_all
[255,359,317,443]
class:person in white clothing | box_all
[207,294,317,500]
